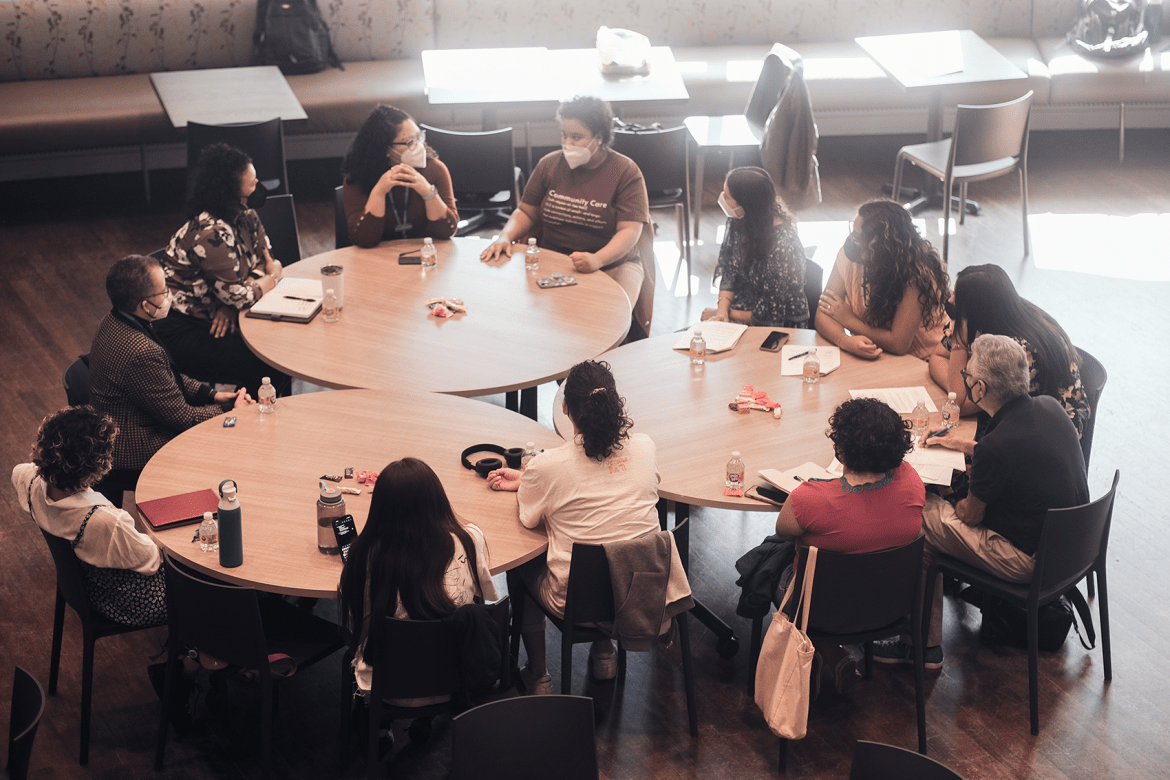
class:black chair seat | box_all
[452,695,599,780]
[7,666,47,780]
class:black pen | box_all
[787,350,810,361]
[283,295,317,302]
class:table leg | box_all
[662,499,740,659]
[519,387,538,420]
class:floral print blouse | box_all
[713,217,809,328]
[163,209,270,320]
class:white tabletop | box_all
[150,65,308,128]
[855,30,1026,93]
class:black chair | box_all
[849,740,965,780]
[344,598,511,780]
[749,536,927,764]
[420,124,521,235]
[334,185,352,249]
[186,117,289,194]
[508,525,698,737]
[612,125,692,292]
[38,529,156,765]
[155,551,343,778]
[62,354,91,406]
[923,470,1119,735]
[7,667,46,780]
[255,192,302,264]
[802,246,822,327]
[451,695,599,780]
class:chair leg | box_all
[1098,565,1112,682]
[79,627,95,765]
[941,175,952,262]
[678,612,699,737]
[892,153,906,203]
[49,590,65,694]
[260,675,273,780]
[367,692,381,780]
[154,642,177,771]
[340,652,353,768]
[617,643,627,684]
[749,614,763,694]
[958,182,968,225]
[1020,166,1030,257]
[561,633,574,695]
[1085,570,1096,598]
[863,640,874,679]
[692,150,706,242]
[913,633,927,753]
[779,736,788,772]
[1027,603,1041,735]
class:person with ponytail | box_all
[702,166,809,328]
[487,360,660,694]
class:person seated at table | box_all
[340,104,459,247]
[339,457,498,704]
[12,406,167,627]
[479,96,655,340]
[701,166,809,328]
[773,397,925,690]
[89,255,252,503]
[487,360,662,695]
[815,198,949,361]
[156,142,290,398]
[928,263,1088,439]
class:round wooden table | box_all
[239,237,632,403]
[137,390,565,598]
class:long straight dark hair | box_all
[338,458,479,654]
[725,166,788,273]
[952,263,1079,396]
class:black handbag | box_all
[965,585,1096,652]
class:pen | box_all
[925,424,956,441]
[787,350,810,361]
[283,295,316,302]
[793,476,803,482]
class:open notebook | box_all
[245,277,324,323]
[673,321,748,353]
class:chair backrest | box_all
[369,614,463,701]
[790,535,925,636]
[419,124,518,203]
[451,695,599,780]
[849,739,965,780]
[333,185,351,249]
[1075,346,1107,468]
[7,666,46,780]
[744,43,800,128]
[62,354,91,406]
[611,126,689,195]
[186,118,289,195]
[802,248,822,326]
[1033,470,1119,599]
[949,91,1033,170]
[38,529,98,624]
[563,543,616,627]
[161,551,270,671]
[254,192,302,264]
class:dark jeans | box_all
[154,311,291,397]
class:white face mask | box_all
[562,139,597,170]
[399,143,427,169]
[144,292,172,321]
[718,190,745,219]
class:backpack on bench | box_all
[253,0,343,75]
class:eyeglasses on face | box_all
[389,130,426,150]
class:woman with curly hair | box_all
[487,360,661,694]
[928,263,1089,438]
[773,397,925,690]
[11,407,166,627]
[340,104,458,247]
[816,199,950,360]
[157,142,290,398]
[702,166,809,327]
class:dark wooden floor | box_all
[1,127,1168,779]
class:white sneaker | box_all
[590,649,618,681]
[519,665,553,695]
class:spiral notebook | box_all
[137,489,219,530]
[245,278,323,324]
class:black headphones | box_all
[461,444,524,477]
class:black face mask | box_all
[843,234,863,263]
[246,180,268,211]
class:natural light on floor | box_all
[1028,212,1170,281]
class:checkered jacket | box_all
[89,311,225,471]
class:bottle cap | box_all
[947,392,957,399]
[203,512,213,521]
[318,481,343,503]
[262,376,270,384]
[325,288,335,295]
[526,442,535,448]
[694,327,702,335]
[732,451,740,457]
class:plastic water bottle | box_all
[525,238,541,272]
[258,377,276,414]
[521,442,537,469]
[322,288,340,323]
[941,391,960,427]
[690,328,706,365]
[199,511,218,553]
[725,452,745,492]
[316,481,344,556]
[803,347,820,384]
[911,400,929,444]
[420,237,437,269]
[217,479,243,568]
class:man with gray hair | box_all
[875,333,1089,668]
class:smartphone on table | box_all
[398,252,421,265]
[760,331,789,352]
[332,514,358,562]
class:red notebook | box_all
[138,489,219,530]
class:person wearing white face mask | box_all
[88,255,252,504]
[341,104,458,248]
[480,96,655,339]
[701,166,809,328]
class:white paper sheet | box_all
[849,386,938,414]
[673,321,748,353]
[758,462,840,494]
[779,345,841,376]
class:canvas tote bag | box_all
[754,546,819,739]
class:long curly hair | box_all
[31,406,117,494]
[826,398,913,474]
[726,166,791,273]
[341,104,438,194]
[855,199,949,331]
[563,360,632,461]
[187,143,251,222]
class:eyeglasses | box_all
[960,367,979,391]
[389,130,426,151]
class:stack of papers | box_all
[780,345,841,376]
[849,386,938,414]
[904,443,966,486]
[245,277,324,323]
[758,462,840,494]
[673,321,748,353]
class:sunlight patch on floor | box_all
[1030,212,1170,281]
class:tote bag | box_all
[754,546,818,739]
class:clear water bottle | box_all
[941,391,960,427]
[323,288,340,322]
[525,238,541,272]
[316,481,344,555]
[803,347,820,384]
[258,377,276,414]
[725,451,745,492]
[521,441,537,469]
[199,511,219,553]
[690,328,706,365]
[911,399,929,444]
[420,237,437,269]
[217,479,243,568]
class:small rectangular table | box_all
[150,65,307,128]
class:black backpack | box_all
[252,0,343,75]
[1069,0,1149,59]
